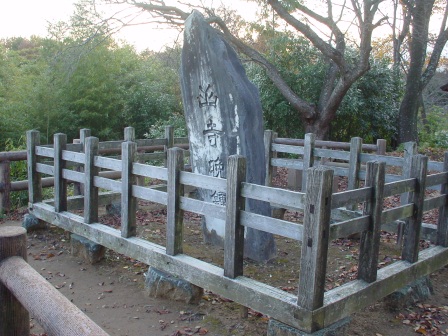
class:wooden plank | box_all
[35,146,55,158]
[241,211,304,241]
[224,155,246,278]
[94,176,121,192]
[346,137,362,211]
[166,148,184,256]
[36,163,54,176]
[137,153,166,162]
[180,171,226,192]
[426,171,448,188]
[402,155,428,263]
[331,187,372,209]
[62,170,84,183]
[360,153,405,166]
[329,216,370,240]
[298,166,333,310]
[174,137,188,144]
[27,130,42,204]
[302,133,315,191]
[30,202,309,331]
[98,140,123,150]
[316,245,448,330]
[132,163,167,180]
[66,143,83,152]
[322,164,349,177]
[179,196,225,219]
[271,158,303,169]
[135,138,167,147]
[423,195,446,212]
[428,160,444,172]
[381,204,414,223]
[383,178,416,197]
[437,152,448,246]
[62,150,84,164]
[271,143,305,155]
[358,161,385,283]
[94,156,122,171]
[121,141,137,238]
[132,185,168,205]
[54,133,67,213]
[241,183,305,211]
[264,130,274,186]
[314,148,350,161]
[84,137,99,224]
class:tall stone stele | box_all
[180,10,276,261]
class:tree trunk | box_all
[398,0,434,144]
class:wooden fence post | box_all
[26,130,42,205]
[401,142,418,205]
[402,154,428,263]
[73,129,91,196]
[121,140,137,238]
[264,130,274,187]
[166,147,184,256]
[224,155,246,279]
[0,161,11,214]
[84,137,99,224]
[298,166,333,310]
[437,152,448,246]
[164,125,174,168]
[54,133,67,213]
[272,132,278,178]
[301,133,316,192]
[124,126,135,142]
[346,137,362,211]
[0,226,29,336]
[376,139,387,155]
[358,161,385,282]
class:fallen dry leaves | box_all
[397,303,448,335]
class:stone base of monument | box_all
[70,233,105,264]
[144,267,203,304]
[267,318,351,336]
[22,213,47,231]
[384,276,433,311]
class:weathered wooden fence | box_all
[0,226,109,336]
[25,127,448,334]
[0,126,188,213]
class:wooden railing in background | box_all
[0,126,188,213]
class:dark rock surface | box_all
[180,10,275,261]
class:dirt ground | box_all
[1,162,448,336]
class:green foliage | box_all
[246,31,400,143]
[418,107,448,149]
[332,58,401,144]
[144,112,187,139]
[0,34,183,148]
[246,32,324,139]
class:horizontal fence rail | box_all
[0,226,109,336]
[23,127,448,334]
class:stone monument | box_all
[180,10,276,261]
